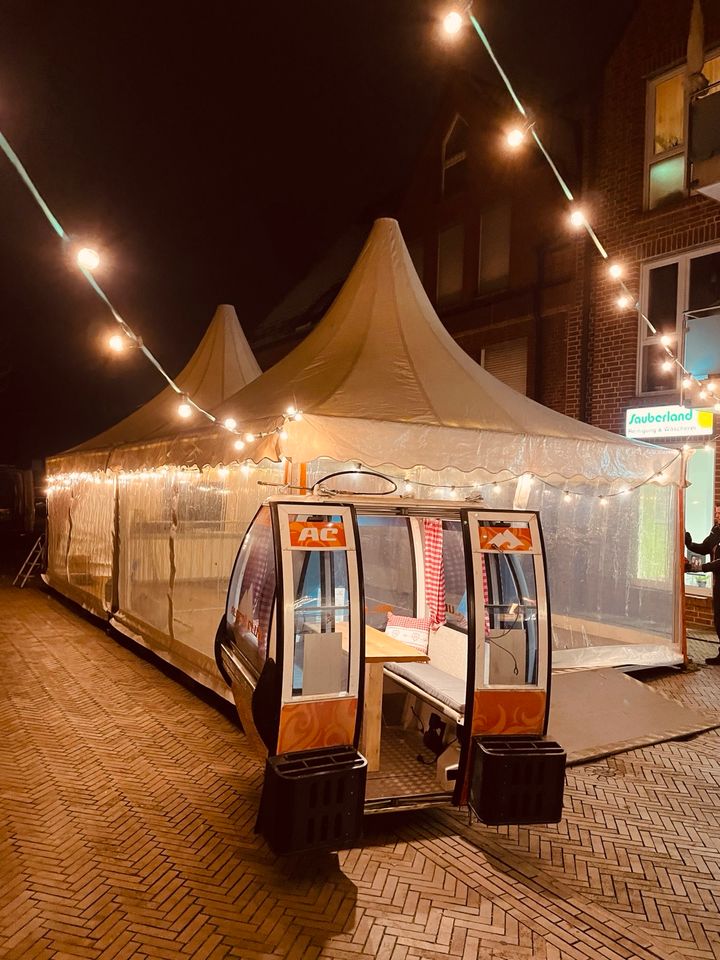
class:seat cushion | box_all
[385,661,466,716]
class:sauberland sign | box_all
[625,404,714,439]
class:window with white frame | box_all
[646,54,720,209]
[442,115,468,197]
[638,244,720,394]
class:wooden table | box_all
[360,625,429,772]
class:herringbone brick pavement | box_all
[0,587,713,960]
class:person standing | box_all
[686,506,720,665]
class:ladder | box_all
[13,535,45,588]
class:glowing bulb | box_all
[223,417,237,431]
[599,497,608,506]
[563,492,571,503]
[286,405,296,417]
[661,360,673,372]
[608,263,623,279]
[493,484,501,493]
[506,128,525,149]
[616,295,632,310]
[709,382,716,394]
[279,429,288,440]
[404,482,413,493]
[443,10,463,34]
[77,247,100,270]
[682,377,692,389]
[700,390,708,399]
[569,208,585,229]
[241,463,251,475]
[294,411,303,421]
[233,439,245,451]
[108,333,125,353]
[660,334,671,346]
[218,467,229,478]
[177,401,192,419]
[244,433,255,443]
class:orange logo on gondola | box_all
[289,520,347,548]
[478,525,533,551]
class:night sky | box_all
[0,1,635,467]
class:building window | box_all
[437,223,464,305]
[646,54,720,209]
[442,115,468,197]
[481,338,527,394]
[639,245,720,394]
[478,203,511,293]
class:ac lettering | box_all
[298,525,340,544]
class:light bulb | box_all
[177,401,192,419]
[700,390,708,399]
[223,417,237,431]
[682,377,692,389]
[616,295,632,310]
[108,333,125,353]
[404,482,413,493]
[506,128,525,149]
[608,263,623,279]
[563,492,571,503]
[709,382,716,394]
[294,411,303,421]
[569,208,585,229]
[241,463,251,475]
[77,247,100,270]
[599,497,608,506]
[660,334,671,346]
[244,433,255,443]
[279,429,288,440]
[443,10,463,34]
[218,467,229,478]
[493,484,501,493]
[233,439,245,451]
[661,360,673,372]
[286,405,296,417]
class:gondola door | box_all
[462,509,551,739]
[272,502,364,756]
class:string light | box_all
[442,10,464,34]
[563,492,571,502]
[506,127,525,149]
[108,333,125,353]
[683,377,692,389]
[599,497,608,506]
[493,483,501,493]
[608,263,623,279]
[223,417,237,431]
[279,429,289,440]
[233,439,246,451]
[76,247,100,270]
[244,432,255,443]
[177,399,193,419]
[617,295,632,310]
[568,208,586,229]
[661,359,673,372]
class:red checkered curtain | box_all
[422,519,446,628]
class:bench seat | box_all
[384,661,466,720]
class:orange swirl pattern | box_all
[471,690,546,736]
[277,697,358,754]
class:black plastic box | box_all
[257,745,367,855]
[469,736,566,825]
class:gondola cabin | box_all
[215,495,566,854]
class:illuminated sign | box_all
[478,525,533,552]
[625,405,713,439]
[289,520,347,548]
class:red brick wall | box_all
[686,594,714,628]
[581,0,720,435]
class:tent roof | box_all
[65,304,260,456]
[52,222,680,488]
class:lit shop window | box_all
[639,246,720,394]
[635,484,672,583]
[645,54,720,209]
[442,115,468,198]
[685,446,715,595]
